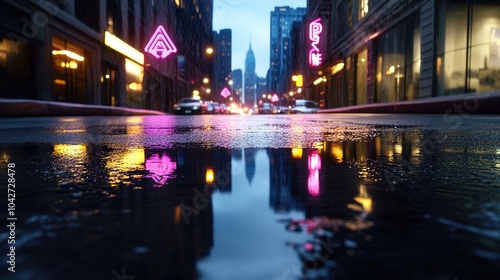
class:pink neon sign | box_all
[309,18,323,67]
[145,25,177,59]
[220,87,231,98]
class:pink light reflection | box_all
[307,151,321,197]
[145,153,177,186]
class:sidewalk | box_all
[0,99,166,117]
[1,91,499,117]
[319,91,500,114]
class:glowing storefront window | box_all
[309,18,323,67]
[104,31,144,65]
[125,58,144,107]
[52,38,86,103]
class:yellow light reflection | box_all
[394,144,403,154]
[330,143,343,163]
[122,149,145,166]
[174,205,182,224]
[206,168,214,184]
[354,184,372,214]
[53,144,87,158]
[292,148,303,159]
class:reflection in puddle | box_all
[2,127,500,279]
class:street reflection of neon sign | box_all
[145,153,177,186]
[308,151,321,197]
[309,18,323,67]
[144,25,177,59]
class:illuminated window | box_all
[359,0,369,19]
[52,37,87,103]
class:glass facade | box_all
[51,37,87,103]
[375,12,420,103]
[0,35,36,99]
[125,58,144,108]
[437,0,500,96]
[356,49,368,105]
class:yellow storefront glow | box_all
[105,31,144,65]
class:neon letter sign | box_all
[145,25,177,59]
[309,18,323,67]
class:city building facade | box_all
[213,28,231,103]
[0,0,213,113]
[231,68,242,104]
[296,0,500,110]
[269,6,306,97]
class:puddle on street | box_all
[1,125,499,280]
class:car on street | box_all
[202,101,216,114]
[289,99,319,114]
[173,97,204,115]
[259,102,274,114]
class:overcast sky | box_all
[212,0,307,78]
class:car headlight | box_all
[193,106,199,110]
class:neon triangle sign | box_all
[145,25,177,59]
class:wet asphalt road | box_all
[0,113,499,280]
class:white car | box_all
[173,97,203,115]
[289,99,319,114]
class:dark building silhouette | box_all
[213,28,231,102]
[0,0,213,113]
[294,0,500,109]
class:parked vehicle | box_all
[173,97,204,115]
[259,102,274,114]
[202,101,215,114]
[289,99,319,114]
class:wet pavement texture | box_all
[0,113,499,280]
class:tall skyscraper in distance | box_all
[244,44,257,107]
[269,6,306,96]
[214,29,232,102]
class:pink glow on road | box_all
[309,18,323,67]
[145,25,177,59]
[145,153,177,186]
[307,151,321,197]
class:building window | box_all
[101,62,118,106]
[125,58,144,108]
[359,0,369,19]
[0,36,36,99]
[437,1,500,96]
[107,0,122,37]
[356,49,368,105]
[348,0,353,28]
[376,12,420,103]
[52,37,87,103]
[75,0,100,32]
